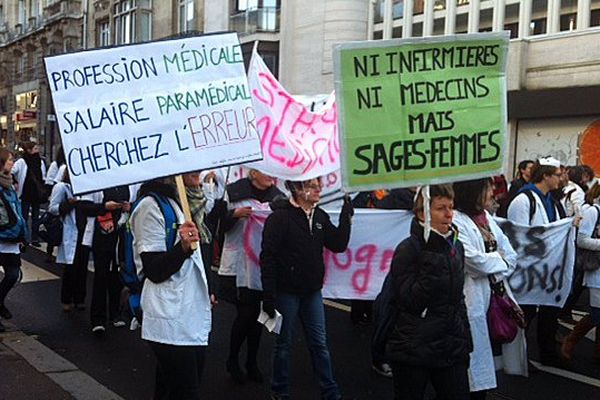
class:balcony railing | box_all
[230,7,280,36]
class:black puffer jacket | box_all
[386,218,472,368]
[260,198,352,297]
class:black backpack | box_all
[518,190,566,224]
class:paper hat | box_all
[538,156,561,168]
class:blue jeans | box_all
[272,290,340,400]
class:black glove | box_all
[262,298,276,319]
[341,194,354,218]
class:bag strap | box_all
[147,193,178,250]
[523,190,537,224]
[591,204,600,239]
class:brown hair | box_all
[530,162,559,184]
[0,148,13,170]
[21,141,36,153]
[413,184,455,214]
[585,182,600,205]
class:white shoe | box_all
[372,362,393,378]
[91,325,106,335]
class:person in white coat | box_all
[218,170,283,383]
[11,141,47,246]
[130,178,211,399]
[48,170,89,311]
[453,178,527,400]
[560,165,595,323]
[507,157,573,367]
[561,182,600,362]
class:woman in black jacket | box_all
[386,184,472,400]
[260,177,353,400]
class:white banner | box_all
[45,33,263,194]
[236,211,575,303]
[494,218,576,308]
[242,209,412,299]
[247,49,340,181]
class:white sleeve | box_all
[131,198,167,254]
[48,184,65,216]
[454,216,510,279]
[507,193,530,225]
[490,216,518,279]
[45,162,58,185]
[577,206,600,250]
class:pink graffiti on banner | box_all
[247,49,340,181]
[240,209,412,300]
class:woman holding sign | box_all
[130,177,211,399]
[386,184,472,400]
[260,177,353,400]
[218,169,283,384]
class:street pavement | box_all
[0,246,599,400]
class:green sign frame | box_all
[333,32,509,191]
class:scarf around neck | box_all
[186,186,211,244]
[0,172,12,190]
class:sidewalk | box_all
[0,326,74,400]
[0,321,122,400]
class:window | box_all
[113,0,151,44]
[18,0,26,25]
[178,0,195,32]
[236,0,258,12]
[98,20,110,46]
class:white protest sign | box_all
[494,217,576,307]
[45,33,263,194]
[247,49,339,181]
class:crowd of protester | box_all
[0,142,599,400]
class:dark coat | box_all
[260,198,351,298]
[386,218,472,368]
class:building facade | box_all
[0,0,83,157]
[372,0,600,174]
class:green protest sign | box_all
[333,32,509,191]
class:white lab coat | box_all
[454,211,528,392]
[562,181,585,217]
[11,157,47,198]
[507,190,561,226]
[48,182,77,264]
[578,204,600,307]
[218,195,271,289]
[131,196,211,346]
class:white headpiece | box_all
[538,157,561,168]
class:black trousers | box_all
[60,244,89,305]
[90,248,122,326]
[390,362,470,400]
[522,304,560,363]
[149,341,206,400]
[561,267,585,317]
[0,253,21,306]
[228,288,262,367]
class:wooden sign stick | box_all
[175,175,198,251]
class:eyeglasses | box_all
[305,184,322,191]
[552,173,562,178]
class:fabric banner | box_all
[247,49,340,181]
[236,210,574,303]
[242,209,411,299]
[44,33,262,194]
[494,217,576,308]
[333,32,509,191]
